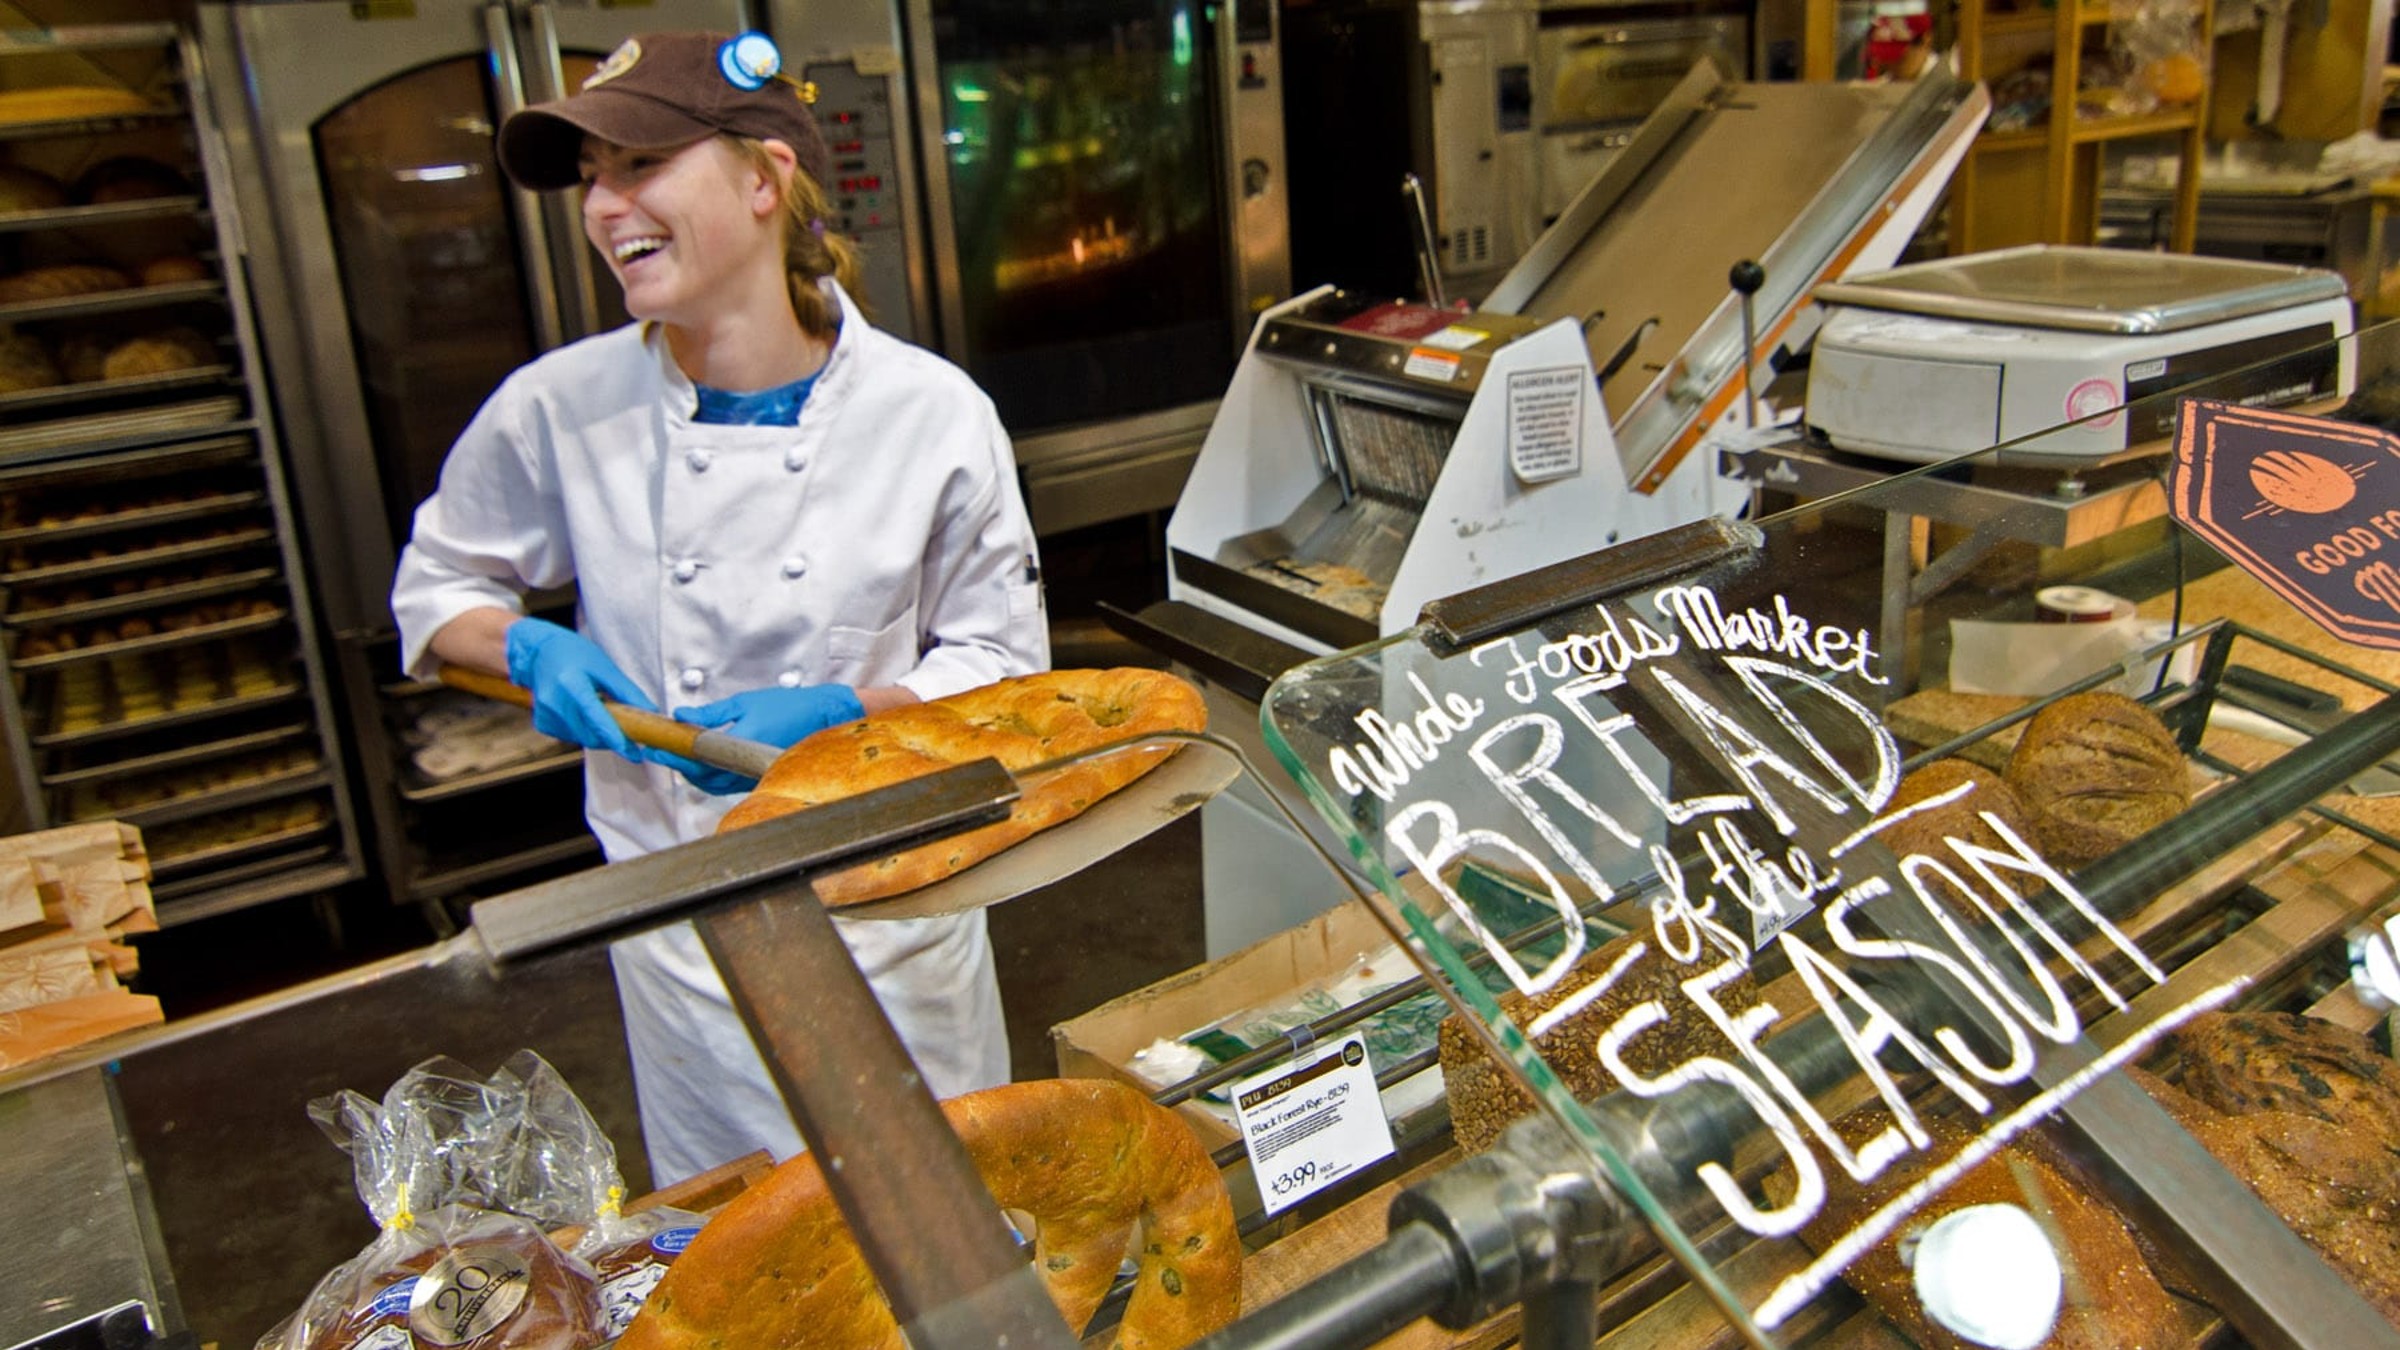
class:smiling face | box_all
[578,134,786,331]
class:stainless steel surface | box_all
[1816,245,2353,335]
[469,758,1018,960]
[1486,68,1983,490]
[899,0,967,370]
[1730,436,2170,548]
[0,1070,182,1345]
[1405,172,1446,306]
[523,2,610,344]
[1420,0,1540,294]
[841,738,1239,919]
[767,2,936,342]
[1221,0,1292,325]
[485,3,564,354]
[698,889,1078,1349]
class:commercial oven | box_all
[777,0,1291,533]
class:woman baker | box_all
[390,30,1047,1185]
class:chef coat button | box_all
[679,667,706,691]
[784,450,807,472]
[781,555,808,579]
[686,449,713,473]
[672,559,698,583]
[777,670,803,688]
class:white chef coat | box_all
[392,280,1048,1185]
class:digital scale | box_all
[1805,246,2355,465]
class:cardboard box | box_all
[1053,894,1409,1151]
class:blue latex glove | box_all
[661,684,867,795]
[503,617,656,759]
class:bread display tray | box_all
[41,721,311,789]
[0,109,180,143]
[0,525,270,586]
[6,568,279,627]
[0,490,265,548]
[396,747,583,805]
[31,681,300,749]
[11,605,284,670]
[0,195,201,234]
[96,762,325,831]
[0,363,233,416]
[0,277,219,325]
[0,397,244,461]
[149,819,332,882]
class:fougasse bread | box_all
[715,668,1206,906]
[617,1078,1241,1350]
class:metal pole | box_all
[699,890,1076,1349]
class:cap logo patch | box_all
[718,32,782,91]
[583,38,641,90]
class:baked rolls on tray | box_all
[717,667,1207,905]
[619,1079,1240,1350]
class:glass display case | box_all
[17,316,2400,1347]
[1234,313,2400,1346]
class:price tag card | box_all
[1230,1035,1396,1215]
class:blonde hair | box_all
[731,136,863,341]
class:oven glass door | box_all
[927,0,1236,432]
[314,57,544,551]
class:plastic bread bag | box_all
[481,1050,705,1336]
[257,1055,602,1350]
[2108,0,2206,115]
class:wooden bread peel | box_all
[435,665,1238,919]
[437,665,779,781]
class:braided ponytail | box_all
[731,135,864,341]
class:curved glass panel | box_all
[1261,314,2400,1343]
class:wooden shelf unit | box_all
[1950,0,2210,252]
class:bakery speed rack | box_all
[0,24,359,924]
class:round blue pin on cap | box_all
[718,32,782,90]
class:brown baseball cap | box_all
[498,31,831,191]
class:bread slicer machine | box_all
[1107,63,1988,954]
[1148,60,1987,666]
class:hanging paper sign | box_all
[2171,398,2400,649]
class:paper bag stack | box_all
[0,820,160,1070]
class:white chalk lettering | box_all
[1553,672,1748,826]
[1648,667,1853,836]
[1386,799,1587,996]
[1826,876,2035,1087]
[1468,713,1646,905]
[1721,656,1901,812]
[1653,587,1882,681]
[1598,968,1826,1237]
